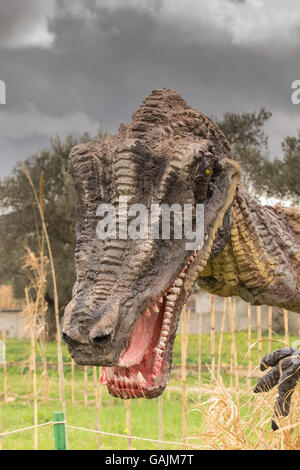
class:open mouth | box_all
[100,254,196,399]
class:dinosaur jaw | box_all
[100,255,195,399]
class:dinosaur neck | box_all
[197,185,300,313]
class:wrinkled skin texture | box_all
[63,89,300,426]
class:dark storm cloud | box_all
[0,0,300,176]
[0,0,56,49]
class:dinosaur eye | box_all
[205,166,213,176]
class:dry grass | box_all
[21,247,48,341]
[20,165,67,442]
[191,378,300,450]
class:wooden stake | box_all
[268,306,273,354]
[126,399,132,450]
[93,367,101,450]
[99,378,102,409]
[25,288,38,450]
[229,299,233,391]
[84,366,88,406]
[0,403,2,450]
[247,304,252,390]
[229,297,239,407]
[158,395,163,450]
[1,330,7,403]
[257,306,262,364]
[283,309,289,346]
[27,358,31,405]
[217,298,227,380]
[198,310,202,400]
[71,359,75,405]
[181,305,187,449]
[42,351,48,403]
[30,313,38,450]
[210,295,215,383]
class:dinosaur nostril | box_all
[91,332,112,344]
[62,332,71,343]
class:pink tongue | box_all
[118,309,159,367]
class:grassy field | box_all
[0,331,299,450]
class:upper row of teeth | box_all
[146,254,195,319]
[104,253,197,392]
[152,254,195,376]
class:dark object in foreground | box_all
[254,347,300,430]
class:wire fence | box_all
[0,296,299,450]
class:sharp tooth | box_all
[166,294,177,302]
[155,356,162,367]
[175,279,183,287]
[157,297,163,304]
[154,346,163,355]
[165,312,172,319]
[118,358,125,366]
[159,341,165,348]
[179,272,185,278]
[171,287,180,295]
[151,303,159,314]
[137,371,146,385]
[145,309,151,317]
[161,331,168,338]
[163,319,171,326]
[124,376,130,386]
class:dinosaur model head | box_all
[63,89,240,398]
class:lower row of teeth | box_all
[104,254,195,395]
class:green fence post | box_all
[53,411,67,450]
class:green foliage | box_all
[0,129,106,314]
[217,108,272,188]
[218,109,300,204]
[254,133,300,204]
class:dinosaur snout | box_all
[62,296,123,365]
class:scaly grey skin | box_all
[63,89,300,424]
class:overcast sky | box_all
[0,0,299,176]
